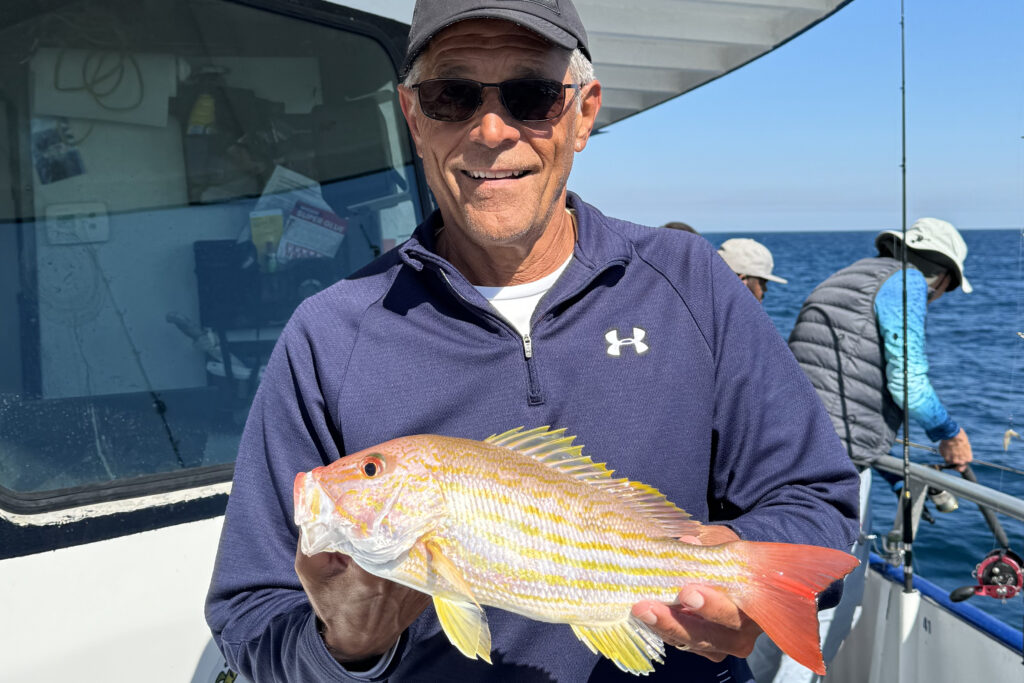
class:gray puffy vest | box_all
[788,257,905,465]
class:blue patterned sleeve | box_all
[874,270,959,441]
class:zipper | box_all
[436,266,544,405]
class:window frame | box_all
[0,0,428,547]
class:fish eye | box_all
[360,455,384,478]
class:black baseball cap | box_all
[403,0,591,77]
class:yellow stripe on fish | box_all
[294,426,859,676]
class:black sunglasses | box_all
[411,78,579,123]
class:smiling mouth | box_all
[462,169,530,180]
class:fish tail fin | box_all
[730,541,859,675]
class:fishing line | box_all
[82,245,186,470]
[901,439,1024,477]
[1009,52,1024,458]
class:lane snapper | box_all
[293,426,858,675]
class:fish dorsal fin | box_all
[486,426,701,539]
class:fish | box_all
[293,426,858,675]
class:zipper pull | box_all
[522,333,533,359]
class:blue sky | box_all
[568,0,1024,233]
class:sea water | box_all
[711,228,1024,631]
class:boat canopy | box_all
[340,0,852,128]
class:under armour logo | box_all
[605,328,649,357]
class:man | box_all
[789,218,973,472]
[205,2,859,681]
[717,238,788,303]
[756,217,973,683]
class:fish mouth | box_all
[293,471,353,557]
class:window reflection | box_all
[0,0,422,494]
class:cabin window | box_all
[0,0,423,499]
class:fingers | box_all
[678,524,740,547]
[632,585,761,662]
[697,525,741,546]
[939,429,973,471]
[677,586,745,630]
[296,543,350,578]
[294,539,430,663]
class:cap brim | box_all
[764,274,788,284]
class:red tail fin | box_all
[731,541,859,675]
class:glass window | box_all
[0,0,423,496]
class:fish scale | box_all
[294,426,858,675]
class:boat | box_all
[0,1,1019,681]
[824,454,1024,682]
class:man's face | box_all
[398,20,600,250]
[740,275,768,303]
[927,271,952,304]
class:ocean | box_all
[709,228,1024,632]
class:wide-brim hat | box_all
[717,238,787,284]
[403,0,590,77]
[875,217,972,293]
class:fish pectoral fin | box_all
[425,539,492,664]
[433,595,492,664]
[425,538,479,605]
[570,618,665,675]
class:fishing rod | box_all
[897,440,1013,551]
[898,0,913,594]
[900,439,1024,477]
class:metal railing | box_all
[873,455,1024,523]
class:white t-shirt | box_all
[474,253,572,337]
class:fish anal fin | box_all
[433,595,492,664]
[570,618,665,675]
[731,541,860,676]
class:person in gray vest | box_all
[717,238,788,303]
[788,217,973,471]
[749,217,974,683]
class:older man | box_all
[205,2,859,681]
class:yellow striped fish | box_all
[293,426,857,675]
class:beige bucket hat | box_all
[875,217,972,293]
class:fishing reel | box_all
[949,549,1024,602]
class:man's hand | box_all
[631,525,763,663]
[295,543,431,666]
[939,428,973,472]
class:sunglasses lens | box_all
[501,79,565,121]
[415,79,569,122]
[417,80,480,122]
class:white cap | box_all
[875,218,972,293]
[717,238,787,284]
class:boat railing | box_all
[872,454,1024,523]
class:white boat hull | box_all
[827,558,1023,682]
